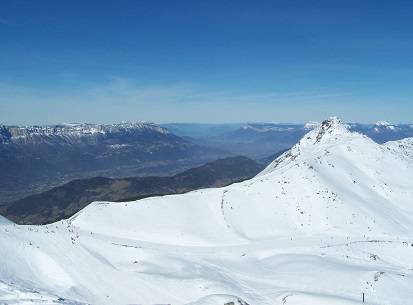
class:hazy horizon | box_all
[2,118,413,127]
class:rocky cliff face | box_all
[4,122,170,145]
[0,125,12,144]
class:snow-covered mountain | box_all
[4,122,170,144]
[1,117,413,304]
[179,120,413,160]
[347,121,413,143]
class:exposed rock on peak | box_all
[258,117,366,175]
[313,117,348,143]
[293,117,352,150]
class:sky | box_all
[1,0,412,125]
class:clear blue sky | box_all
[1,0,412,125]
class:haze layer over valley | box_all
[1,117,413,304]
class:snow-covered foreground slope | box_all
[1,117,413,305]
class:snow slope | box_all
[384,137,413,160]
[1,117,413,305]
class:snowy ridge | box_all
[375,120,391,126]
[3,121,170,140]
[303,120,320,129]
[1,117,413,304]
[384,137,413,160]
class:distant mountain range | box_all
[167,122,319,159]
[164,120,413,158]
[345,120,413,143]
[0,122,231,204]
[1,120,412,205]
[1,117,413,304]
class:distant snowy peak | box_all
[375,120,391,126]
[370,120,413,131]
[303,121,320,129]
[371,120,397,132]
